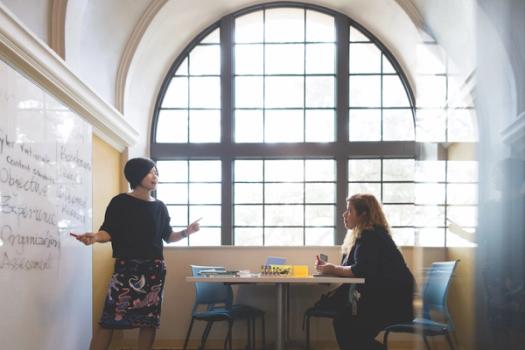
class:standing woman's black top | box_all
[100,193,172,259]
[344,225,415,324]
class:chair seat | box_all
[305,306,339,318]
[193,304,264,321]
[384,318,449,336]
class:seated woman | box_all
[315,194,415,350]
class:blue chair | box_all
[183,265,265,350]
[383,260,460,350]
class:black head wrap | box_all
[124,157,157,189]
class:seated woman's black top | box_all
[100,193,172,259]
[343,225,415,323]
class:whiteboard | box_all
[0,58,92,350]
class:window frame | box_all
[151,2,417,246]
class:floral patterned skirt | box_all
[99,258,166,329]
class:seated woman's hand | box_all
[316,260,336,275]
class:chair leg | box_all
[445,332,456,350]
[224,319,233,350]
[246,318,252,350]
[305,315,311,350]
[201,321,214,350]
[382,330,390,350]
[261,315,266,350]
[422,334,431,350]
[183,317,195,350]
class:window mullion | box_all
[221,15,234,245]
[335,14,349,244]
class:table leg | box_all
[276,283,284,350]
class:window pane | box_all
[306,10,335,42]
[235,228,263,246]
[305,110,335,142]
[416,183,446,204]
[265,8,304,43]
[383,75,410,107]
[156,184,187,204]
[235,183,263,203]
[305,205,334,226]
[156,110,187,143]
[447,206,477,227]
[415,206,445,227]
[448,108,477,142]
[417,228,445,247]
[349,43,381,73]
[189,77,220,108]
[175,57,188,75]
[306,76,334,108]
[383,159,415,181]
[349,109,381,141]
[235,11,263,43]
[383,204,414,226]
[190,227,220,246]
[235,160,263,181]
[201,28,220,44]
[235,44,263,74]
[383,183,415,203]
[265,109,303,142]
[305,159,335,181]
[189,183,221,204]
[190,45,220,75]
[265,44,304,74]
[417,76,447,108]
[383,109,414,141]
[265,76,304,108]
[306,43,335,74]
[349,75,381,107]
[189,110,220,143]
[235,110,263,143]
[348,183,381,199]
[306,228,334,245]
[416,109,447,142]
[167,205,188,226]
[162,77,187,108]
[305,183,335,203]
[189,205,221,226]
[447,161,478,182]
[391,228,415,246]
[236,76,263,108]
[265,160,303,182]
[349,26,369,42]
[266,183,303,203]
[189,161,221,182]
[447,184,477,205]
[265,205,303,226]
[416,161,446,182]
[235,205,263,226]
[265,227,303,246]
[157,160,188,182]
[349,159,381,181]
[382,55,396,73]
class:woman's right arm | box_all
[74,230,111,245]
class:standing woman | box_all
[73,157,201,350]
[315,194,415,350]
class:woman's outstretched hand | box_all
[186,217,202,236]
[71,232,97,245]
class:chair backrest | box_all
[421,260,459,329]
[190,265,233,312]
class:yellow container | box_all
[292,265,309,277]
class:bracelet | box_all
[181,229,188,238]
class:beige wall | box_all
[92,134,123,348]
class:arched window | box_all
[152,3,416,247]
